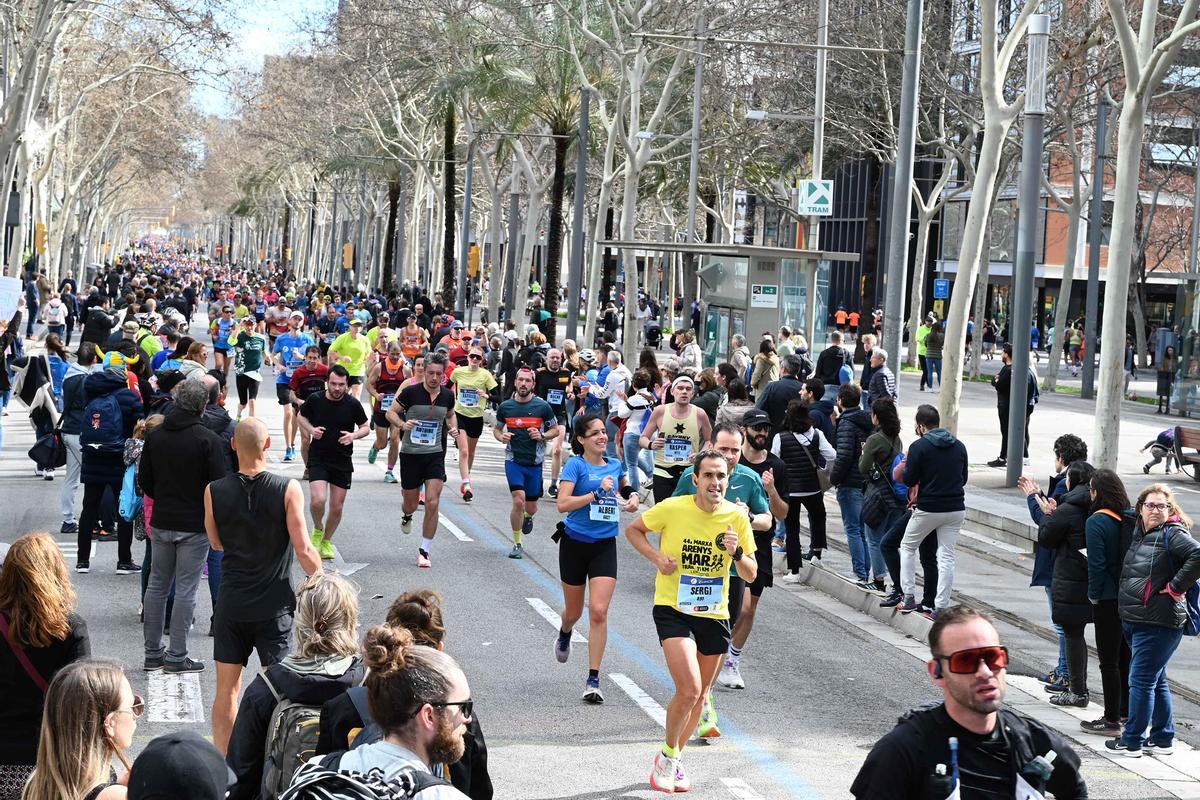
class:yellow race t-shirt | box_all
[640,495,755,619]
[329,331,372,377]
[450,366,498,418]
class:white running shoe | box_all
[649,752,676,794]
[717,658,745,689]
[674,761,692,793]
[781,571,804,584]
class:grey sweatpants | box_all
[899,509,965,610]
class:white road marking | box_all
[146,670,205,723]
[441,517,473,542]
[611,672,667,728]
[524,597,587,643]
[721,777,766,800]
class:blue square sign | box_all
[933,279,950,300]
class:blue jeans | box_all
[1045,586,1069,679]
[605,417,620,458]
[837,486,868,579]
[862,513,890,582]
[1121,622,1184,749]
[622,431,653,493]
[927,357,942,387]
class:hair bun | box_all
[362,625,414,676]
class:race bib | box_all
[589,495,619,523]
[459,388,480,408]
[546,388,564,406]
[411,420,440,446]
[677,574,723,614]
[380,393,396,411]
[325,332,336,343]
[664,436,693,463]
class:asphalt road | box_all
[3,371,1194,799]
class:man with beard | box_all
[494,367,559,559]
[287,346,331,477]
[851,606,1087,799]
[297,365,369,560]
[536,348,575,498]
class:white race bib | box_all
[589,495,619,523]
[459,387,480,408]
[677,573,723,615]
[411,420,440,446]
[380,393,396,411]
[546,388,564,406]
[664,436,693,463]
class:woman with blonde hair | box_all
[225,573,364,799]
[0,532,91,798]
[21,658,140,800]
[179,342,208,380]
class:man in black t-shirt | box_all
[297,365,369,560]
[535,348,575,498]
[852,606,1086,800]
[204,418,323,755]
[716,408,791,692]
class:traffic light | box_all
[34,222,47,254]
[342,242,354,269]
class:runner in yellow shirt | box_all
[449,344,498,502]
[328,319,372,398]
[625,450,756,794]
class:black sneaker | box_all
[879,590,904,608]
[75,561,90,574]
[986,458,1007,468]
[1080,718,1121,736]
[1049,691,1089,708]
[143,655,164,672]
[164,658,205,674]
[522,514,534,535]
[896,596,921,613]
[60,521,78,534]
[1104,738,1141,758]
[1043,677,1070,693]
[116,562,141,575]
[93,529,117,542]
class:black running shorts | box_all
[652,605,731,656]
[558,530,618,586]
[212,611,292,667]
[400,451,447,490]
[458,415,484,439]
[307,461,352,490]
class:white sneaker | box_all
[649,752,676,793]
[717,658,745,689]
[674,761,692,792]
[781,572,804,585]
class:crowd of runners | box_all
[1,242,1199,800]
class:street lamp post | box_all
[1006,15,1050,487]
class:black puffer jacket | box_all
[1119,521,1200,630]
[831,408,873,489]
[1036,484,1093,626]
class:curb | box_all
[781,556,933,642]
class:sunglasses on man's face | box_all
[933,645,1008,675]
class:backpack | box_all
[1164,526,1200,637]
[118,463,142,522]
[280,758,451,800]
[80,392,125,454]
[261,671,324,799]
[889,453,908,504]
[345,686,383,749]
[743,359,753,388]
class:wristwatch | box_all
[731,546,744,561]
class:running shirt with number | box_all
[273,332,315,384]
[316,315,348,345]
[652,405,704,474]
[266,308,291,337]
[374,358,406,414]
[395,383,455,454]
[289,364,329,402]
[495,396,557,466]
[211,316,235,350]
[329,332,372,377]
[641,496,755,619]
[535,368,574,418]
[399,326,427,359]
[450,366,497,418]
[560,455,626,541]
[229,331,268,377]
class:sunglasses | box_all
[113,695,146,719]
[469,353,484,360]
[933,645,1009,675]
[431,699,473,720]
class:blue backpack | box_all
[743,359,754,387]
[118,463,142,521]
[80,392,125,454]
[889,453,909,504]
[1164,526,1200,637]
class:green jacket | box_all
[916,324,932,357]
[859,432,903,478]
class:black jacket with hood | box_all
[832,408,873,489]
[1036,483,1094,626]
[138,407,230,533]
[902,428,968,513]
[79,370,143,484]
[1118,519,1200,629]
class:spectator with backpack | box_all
[317,590,493,799]
[1107,484,1200,757]
[76,351,144,575]
[225,572,363,800]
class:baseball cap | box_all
[122,320,140,334]
[450,320,464,329]
[348,318,364,326]
[504,330,519,341]
[128,730,235,800]
[289,310,304,320]
[742,408,772,428]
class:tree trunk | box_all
[383,176,402,294]
[543,132,569,342]
[487,182,504,324]
[970,259,990,378]
[599,205,617,324]
[442,102,457,308]
[281,200,292,275]
[906,210,933,369]
[939,121,1007,432]
[1043,200,1082,391]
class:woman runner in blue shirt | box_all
[553,413,640,703]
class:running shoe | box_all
[583,675,603,704]
[508,543,523,559]
[1145,740,1174,756]
[1039,668,1062,685]
[522,514,534,535]
[717,658,745,689]
[1079,718,1121,736]
[43,469,54,481]
[1104,739,1141,758]
[116,562,142,575]
[310,528,325,551]
[918,606,941,621]
[461,482,473,502]
[547,482,559,499]
[60,521,78,534]
[781,571,803,584]
[695,695,721,739]
[318,538,336,560]
[1043,676,1070,693]
[649,752,676,794]
[896,596,921,614]
[554,630,571,663]
[164,658,205,674]
[673,761,691,793]
[283,447,295,463]
[75,561,89,574]
[1049,690,1089,708]
[879,590,904,608]
[401,515,413,535]
[93,528,116,542]
[419,490,425,505]
[384,470,397,484]
[367,446,379,464]
[771,536,786,553]
[417,550,431,568]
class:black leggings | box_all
[784,494,827,572]
[1094,599,1131,721]
[1060,621,1090,695]
[78,480,133,565]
